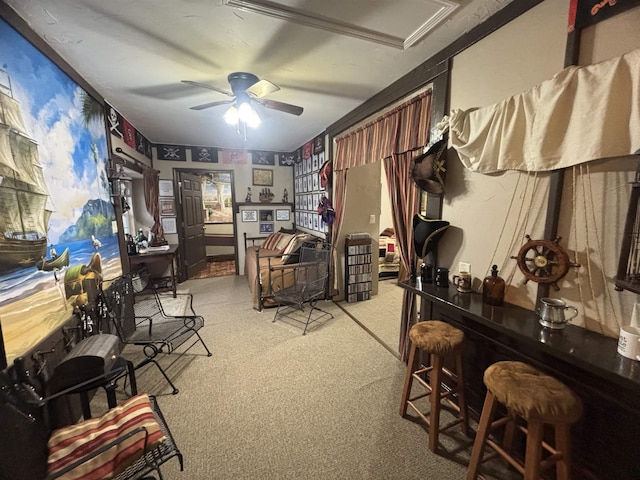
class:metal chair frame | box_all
[271,244,333,335]
[102,271,212,395]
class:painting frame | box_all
[159,198,175,216]
[276,209,290,221]
[161,216,177,234]
[252,168,273,186]
[242,210,258,222]
[259,222,274,234]
[159,179,174,197]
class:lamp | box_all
[109,164,132,197]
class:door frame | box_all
[172,167,238,280]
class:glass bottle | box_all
[482,265,505,306]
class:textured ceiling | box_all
[3,0,514,152]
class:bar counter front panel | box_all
[399,280,640,480]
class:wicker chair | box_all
[271,244,333,335]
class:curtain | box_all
[333,91,432,361]
[142,165,164,242]
[449,47,640,173]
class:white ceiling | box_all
[3,0,514,152]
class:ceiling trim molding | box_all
[224,0,457,50]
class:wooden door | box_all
[179,172,206,278]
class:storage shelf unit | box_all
[345,234,372,303]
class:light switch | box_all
[369,214,376,224]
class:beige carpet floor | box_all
[95,274,518,480]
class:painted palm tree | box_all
[81,91,109,220]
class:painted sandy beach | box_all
[0,256,122,365]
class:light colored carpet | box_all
[96,275,517,480]
[338,277,404,357]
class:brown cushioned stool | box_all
[466,361,583,480]
[400,320,469,453]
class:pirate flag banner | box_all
[105,101,123,138]
[251,150,275,165]
[157,144,186,161]
[192,146,218,163]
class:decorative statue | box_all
[282,188,288,203]
[245,187,252,203]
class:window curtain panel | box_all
[449,47,640,173]
[142,165,164,241]
[384,153,421,357]
[334,90,432,361]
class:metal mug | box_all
[537,297,578,329]
[453,272,472,293]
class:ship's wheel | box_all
[511,235,580,290]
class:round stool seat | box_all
[409,321,464,355]
[484,361,582,424]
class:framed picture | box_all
[259,209,274,221]
[242,210,258,222]
[276,209,290,221]
[161,216,177,234]
[252,168,273,186]
[159,179,174,197]
[159,198,175,216]
[260,222,274,234]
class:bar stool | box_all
[466,361,583,480]
[399,320,469,453]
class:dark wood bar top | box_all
[399,280,640,479]
[399,280,640,409]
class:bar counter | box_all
[399,280,640,479]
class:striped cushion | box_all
[261,232,282,250]
[47,393,165,480]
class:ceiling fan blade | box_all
[181,80,233,97]
[246,79,280,98]
[190,99,233,111]
[256,98,303,116]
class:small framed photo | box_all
[242,210,258,222]
[260,210,274,221]
[159,198,175,216]
[161,216,177,234]
[276,209,290,221]
[260,222,274,234]
[252,168,273,186]
[159,179,174,197]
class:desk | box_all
[399,280,640,479]
[129,244,179,297]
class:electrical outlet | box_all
[369,214,376,224]
[459,262,471,273]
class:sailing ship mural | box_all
[0,18,123,365]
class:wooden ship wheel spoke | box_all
[511,235,580,290]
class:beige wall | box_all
[444,0,640,337]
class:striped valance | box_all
[334,90,432,171]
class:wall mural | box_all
[0,19,122,365]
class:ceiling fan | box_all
[182,72,304,122]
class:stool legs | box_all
[466,390,497,480]
[554,424,572,480]
[400,342,468,454]
[429,353,443,452]
[467,389,576,480]
[399,342,419,417]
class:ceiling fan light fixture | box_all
[238,101,260,128]
[224,105,239,125]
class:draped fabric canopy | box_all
[142,165,165,241]
[449,47,640,173]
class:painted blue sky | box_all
[0,18,110,244]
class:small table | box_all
[129,244,179,297]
